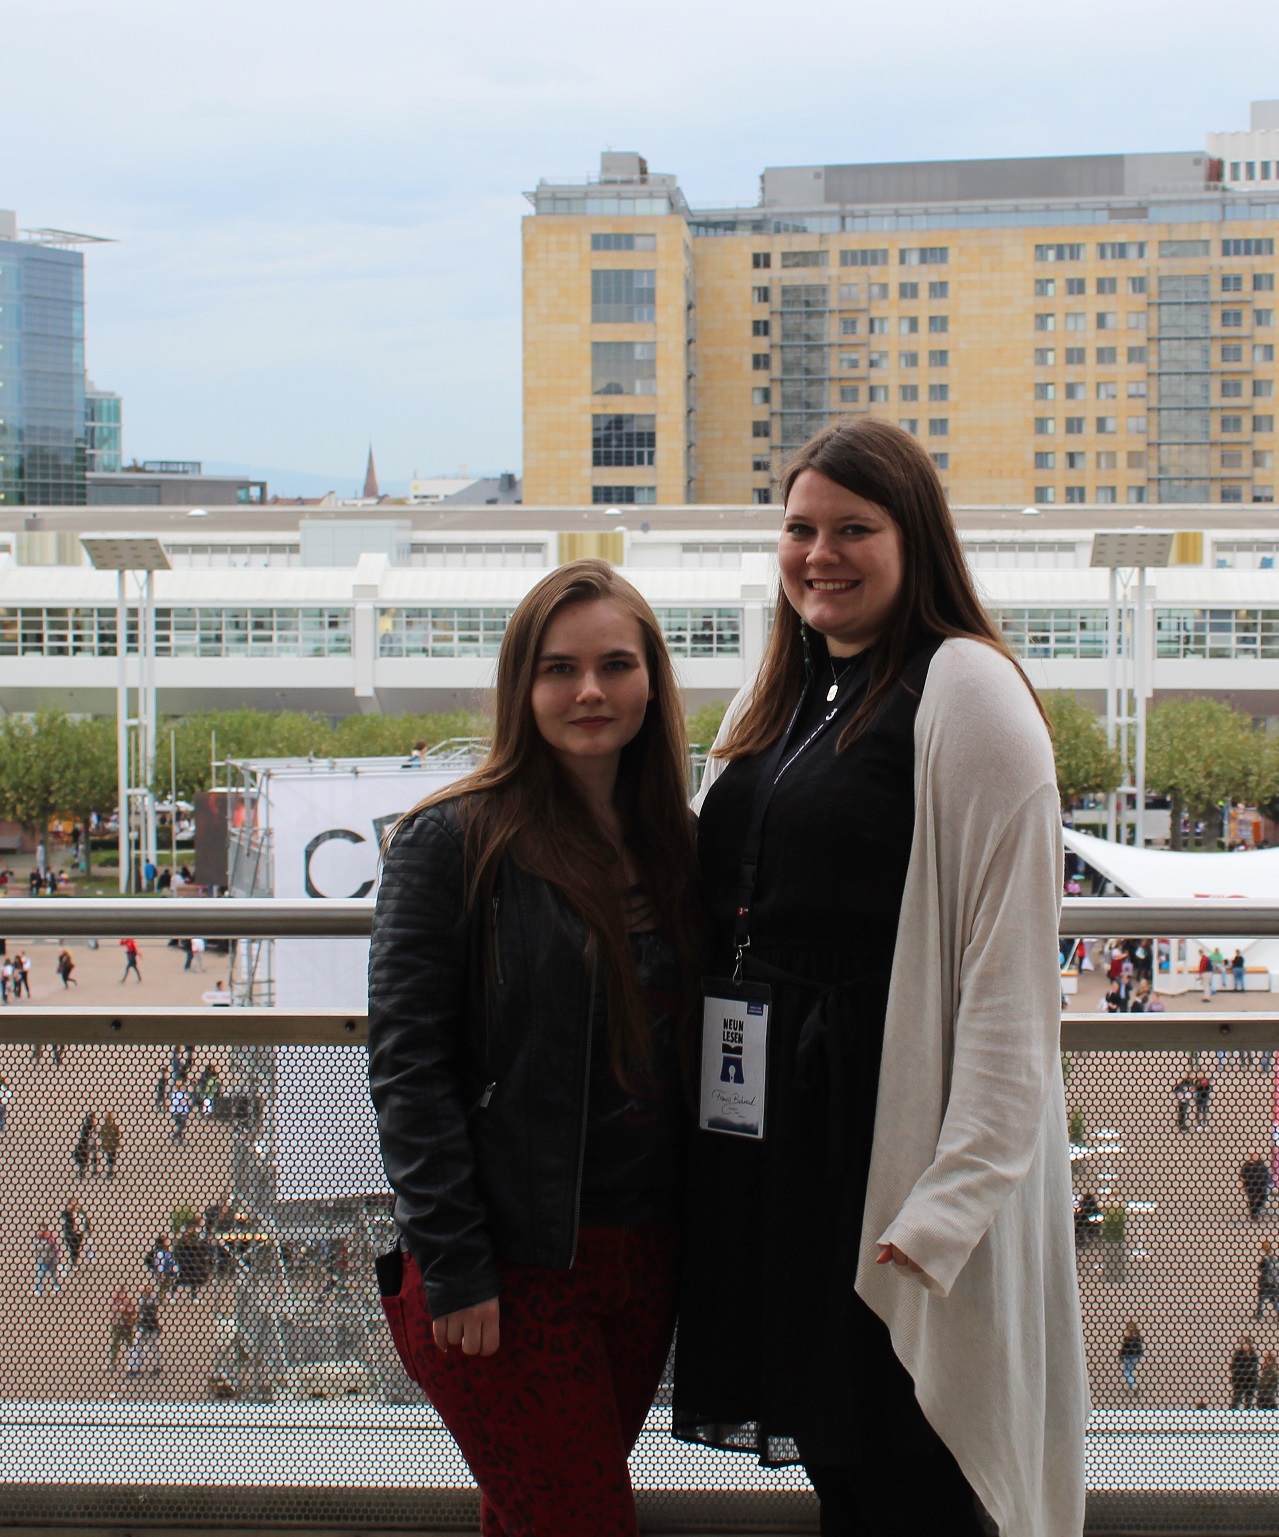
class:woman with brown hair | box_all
[367,559,701,1537]
[673,419,1087,1536]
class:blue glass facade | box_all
[0,239,87,505]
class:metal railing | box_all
[3,896,1279,1534]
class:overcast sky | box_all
[5,0,1278,494]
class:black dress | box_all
[672,637,942,1468]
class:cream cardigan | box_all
[694,638,1089,1537]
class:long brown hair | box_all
[719,417,1044,759]
[399,559,699,1084]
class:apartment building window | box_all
[1035,418,1055,435]
[657,607,743,658]
[929,281,949,299]
[1034,347,1056,365]
[899,418,919,434]
[839,317,860,335]
[1256,415,1276,433]
[929,315,949,333]
[1223,239,1274,256]
[928,418,949,436]
[1065,486,1087,503]
[839,385,860,403]
[1222,345,1244,363]
[1254,450,1274,467]
[591,232,656,251]
[868,385,889,402]
[1222,415,1244,432]
[899,315,919,334]
[1257,344,1276,362]
[1096,416,1118,434]
[1160,239,1210,257]
[1127,381,1147,398]
[898,282,919,300]
[900,384,919,402]
[752,456,772,473]
[751,319,770,338]
[929,349,950,367]
[1066,451,1087,469]
[752,252,772,269]
[1222,309,1244,327]
[752,353,770,370]
[931,453,949,469]
[1097,382,1117,399]
[752,488,772,505]
[1035,383,1056,400]
[1128,277,1148,295]
[1065,278,1087,296]
[1257,380,1276,397]
[837,283,860,301]
[591,486,657,505]
[1127,416,1148,434]
[1127,312,1147,330]
[592,341,657,395]
[752,285,771,303]
[781,250,827,268]
[1034,313,1056,331]
[1128,487,1147,503]
[1065,313,1086,331]
[1257,274,1276,292]
[1097,451,1117,470]
[1096,487,1117,503]
[1035,278,1056,297]
[751,420,771,439]
[1097,242,1147,259]
[1064,382,1086,400]
[1065,417,1085,434]
[1035,452,1056,469]
[592,414,656,466]
[1066,347,1086,364]
[1223,379,1245,398]
[1097,277,1118,295]
[1128,346,1148,364]
[869,351,888,369]
[900,247,948,265]
[1035,244,1084,261]
[1222,450,1245,469]
[1127,450,1147,470]
[1222,274,1244,292]
[929,383,949,402]
[899,351,918,368]
[752,386,771,404]
[840,249,888,266]
[591,269,656,323]
[868,282,889,300]
[1096,347,1117,364]
[1258,309,1275,326]
[838,352,860,368]
[869,316,888,335]
[1221,486,1245,503]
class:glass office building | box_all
[85,381,123,472]
[0,227,88,505]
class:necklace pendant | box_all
[826,683,839,702]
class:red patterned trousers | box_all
[383,1222,679,1537]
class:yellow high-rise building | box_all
[523,116,1279,509]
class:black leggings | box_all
[803,1445,987,1537]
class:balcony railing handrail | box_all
[3,895,1279,939]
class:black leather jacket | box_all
[367,801,598,1318]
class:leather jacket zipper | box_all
[568,952,597,1269]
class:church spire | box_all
[362,444,380,500]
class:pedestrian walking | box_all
[0,957,11,1002]
[1259,1352,1279,1410]
[72,1112,98,1179]
[1174,1074,1195,1133]
[197,1062,221,1117]
[190,936,205,973]
[119,937,142,983]
[154,1065,167,1115]
[1199,950,1216,1000]
[1255,1241,1279,1321]
[108,1286,136,1371]
[1194,1072,1213,1129]
[33,1225,62,1297]
[180,938,193,971]
[127,1285,162,1376]
[61,1198,88,1268]
[152,1236,180,1300]
[170,1084,191,1144]
[0,1071,9,1134]
[99,1111,121,1178]
[1119,1321,1144,1397]
[1231,1336,1261,1408]
[12,952,31,998]
[1241,1152,1271,1222]
[1232,950,1248,992]
[56,950,77,987]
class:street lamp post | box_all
[81,537,171,893]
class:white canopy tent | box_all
[1062,827,1279,991]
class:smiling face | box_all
[778,469,905,656]
[529,597,653,773]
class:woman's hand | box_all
[875,1243,923,1273]
[432,1297,501,1356]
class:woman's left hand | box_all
[876,1242,922,1273]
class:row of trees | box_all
[0,696,1268,852]
[1043,692,1278,848]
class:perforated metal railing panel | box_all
[6,1028,1279,1532]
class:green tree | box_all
[1040,691,1122,808]
[60,718,119,869]
[686,699,729,752]
[0,712,101,850]
[331,710,485,758]
[1145,697,1265,848]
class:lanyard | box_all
[732,651,871,979]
